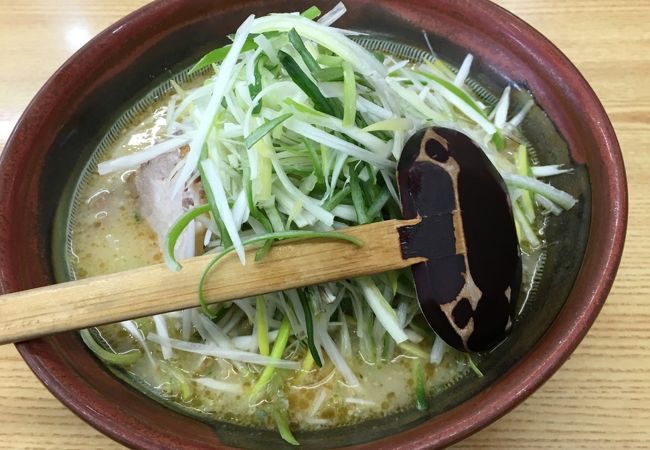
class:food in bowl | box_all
[57,3,577,444]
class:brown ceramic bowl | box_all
[0,0,626,448]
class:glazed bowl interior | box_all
[0,0,624,449]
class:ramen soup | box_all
[61,5,576,444]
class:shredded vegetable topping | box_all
[85,2,577,444]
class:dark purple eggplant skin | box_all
[397,127,522,352]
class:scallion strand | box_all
[467,355,484,377]
[298,289,323,367]
[323,185,351,211]
[366,189,391,219]
[244,113,293,149]
[80,329,142,366]
[288,28,322,75]
[189,39,257,74]
[251,316,291,398]
[303,138,324,184]
[164,204,211,271]
[198,161,232,248]
[278,50,341,118]
[350,165,369,224]
[300,5,321,20]
[270,407,299,446]
[248,55,264,114]
[256,296,270,356]
[414,360,428,411]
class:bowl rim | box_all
[2,0,627,448]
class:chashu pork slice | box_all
[133,150,204,259]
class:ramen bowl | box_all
[0,0,626,448]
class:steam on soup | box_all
[63,3,575,444]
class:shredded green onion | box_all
[270,407,299,446]
[503,173,577,210]
[342,61,356,127]
[256,296,270,356]
[350,164,369,224]
[248,55,264,114]
[516,144,536,221]
[288,28,321,76]
[189,39,257,75]
[298,289,323,367]
[466,355,484,377]
[198,162,232,249]
[300,6,321,20]
[414,360,428,411]
[80,329,142,366]
[244,113,293,149]
[164,204,211,271]
[398,341,429,360]
[278,50,341,118]
[251,316,292,398]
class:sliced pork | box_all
[133,150,204,259]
